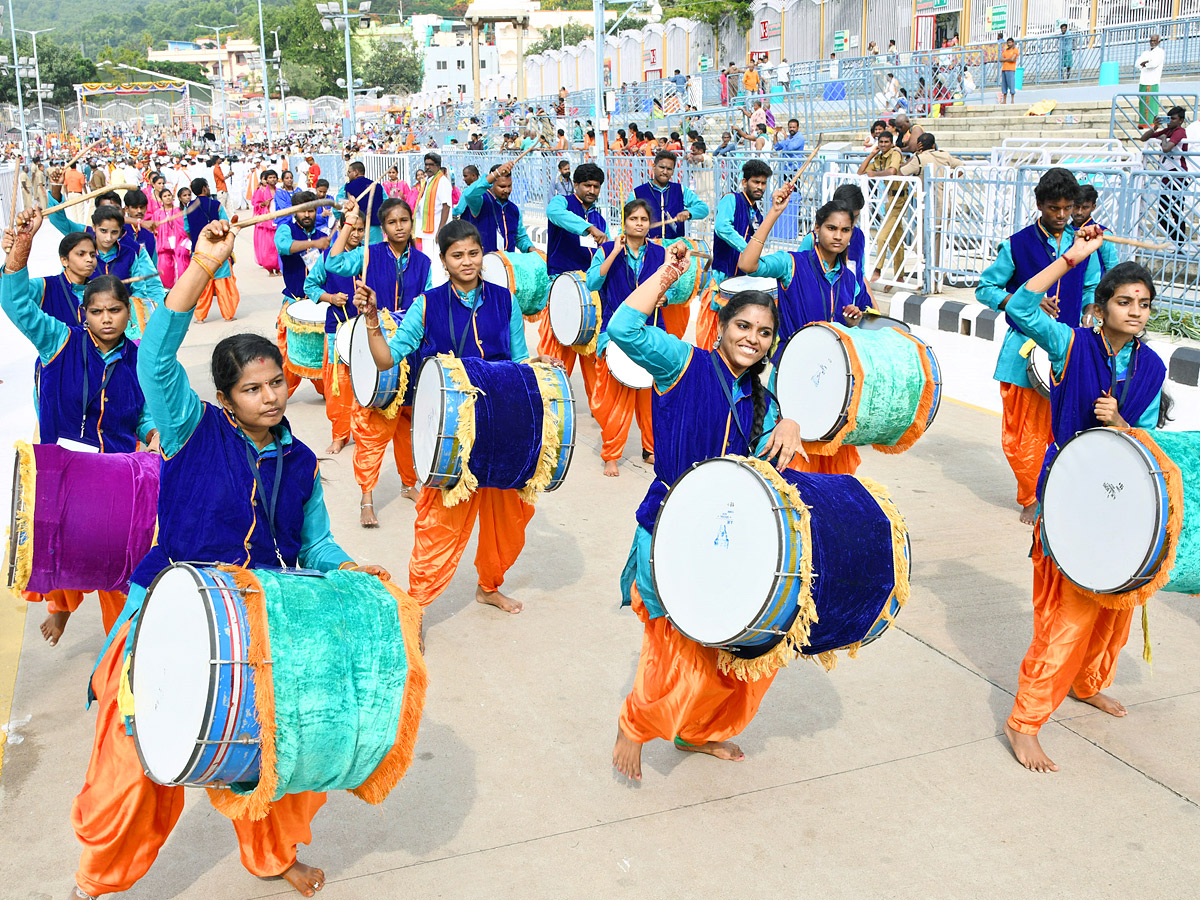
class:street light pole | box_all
[340,0,357,138]
[5,0,29,162]
[592,0,605,148]
[255,0,274,149]
[15,27,53,130]
[195,22,237,152]
[271,30,287,132]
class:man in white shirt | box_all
[775,58,790,93]
[416,151,452,284]
[1136,34,1166,128]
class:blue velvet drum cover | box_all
[651,456,910,675]
[411,355,575,502]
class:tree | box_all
[0,36,98,106]
[357,42,424,95]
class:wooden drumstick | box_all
[122,274,156,284]
[786,138,824,189]
[231,199,333,228]
[1102,234,1174,252]
[361,181,376,279]
[66,139,101,168]
[45,183,139,214]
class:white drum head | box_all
[719,275,777,300]
[411,357,445,484]
[653,459,782,645]
[334,319,353,364]
[775,326,852,440]
[286,297,330,325]
[1028,344,1053,393]
[481,253,511,290]
[1042,430,1165,593]
[549,274,585,345]
[605,341,653,390]
[348,315,383,407]
[132,566,212,783]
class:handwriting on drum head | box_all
[809,360,830,388]
[1102,481,1124,500]
[713,506,734,550]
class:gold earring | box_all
[1093,319,1103,334]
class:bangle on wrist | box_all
[1063,254,1079,269]
[192,257,215,279]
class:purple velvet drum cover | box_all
[7,442,161,594]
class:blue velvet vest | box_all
[364,242,432,317]
[420,280,513,361]
[93,240,138,282]
[547,193,606,277]
[474,191,522,253]
[635,347,758,532]
[185,195,222,252]
[775,249,859,363]
[345,176,383,227]
[130,404,316,590]
[38,328,143,453]
[1005,223,1086,334]
[40,273,83,326]
[321,250,359,335]
[280,220,327,300]
[634,181,685,240]
[712,192,763,279]
[848,226,869,296]
[598,240,666,331]
[129,223,156,260]
[1037,329,1165,499]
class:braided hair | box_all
[716,290,778,449]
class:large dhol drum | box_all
[548,271,599,348]
[333,316,354,366]
[1025,342,1053,398]
[281,298,330,378]
[412,355,575,498]
[1040,428,1200,597]
[482,249,550,317]
[604,341,653,390]
[131,564,426,808]
[652,457,909,672]
[775,322,942,452]
[348,314,407,409]
[6,442,160,594]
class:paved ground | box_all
[1,227,1199,898]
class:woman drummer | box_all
[304,210,365,455]
[607,241,804,781]
[69,219,388,900]
[585,198,666,476]
[737,192,872,475]
[355,218,560,615]
[1,208,156,645]
[327,197,432,527]
[1001,227,1167,775]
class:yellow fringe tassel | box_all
[1142,601,1153,668]
[279,309,328,333]
[7,441,36,592]
[376,310,410,421]
[570,288,602,357]
[350,581,429,803]
[438,355,480,508]
[518,363,566,504]
[206,566,277,823]
[716,456,819,682]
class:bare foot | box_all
[40,611,70,646]
[674,736,744,761]
[326,438,346,454]
[603,459,620,477]
[612,727,643,780]
[1070,689,1127,717]
[280,860,325,897]
[1003,721,1059,772]
[69,884,97,899]
[1019,503,1038,525]
[870,268,882,283]
[476,584,523,613]
[360,499,379,528]
[399,484,419,503]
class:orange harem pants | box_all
[788,444,861,475]
[1007,533,1135,735]
[1000,382,1052,509]
[619,587,776,745]
[589,353,653,462]
[194,273,241,322]
[352,404,417,491]
[24,590,125,633]
[322,352,354,444]
[72,621,326,897]
[536,307,597,404]
[277,305,325,398]
[695,285,720,350]
[659,302,690,340]
[408,486,534,607]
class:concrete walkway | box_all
[1,227,1198,898]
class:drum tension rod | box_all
[210,659,271,665]
[195,737,259,745]
[739,626,786,636]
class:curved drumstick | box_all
[122,274,156,284]
[45,183,139,214]
[361,181,376,279]
[1102,234,1174,252]
[67,139,101,168]
[786,138,824,189]
[231,199,333,229]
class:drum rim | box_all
[1041,428,1169,594]
[544,364,577,491]
[923,344,944,429]
[1026,345,1052,398]
[650,457,789,648]
[777,324,854,442]
[5,449,21,590]
[411,356,457,486]
[348,315,392,408]
[130,562,220,786]
[549,271,590,346]
[481,251,516,291]
[718,275,777,297]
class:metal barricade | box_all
[992,138,1143,168]
[1110,91,1200,142]
[822,172,924,293]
